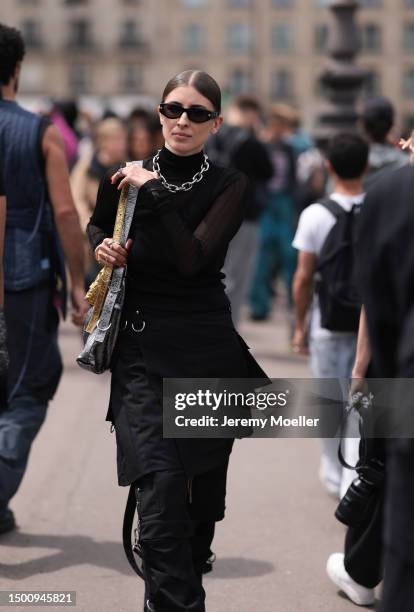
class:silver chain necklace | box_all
[152,150,210,193]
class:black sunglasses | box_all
[159,102,219,123]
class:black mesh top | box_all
[87,146,248,312]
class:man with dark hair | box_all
[0,23,88,534]
[205,95,273,326]
[0,23,25,88]
[359,97,408,189]
[292,133,369,499]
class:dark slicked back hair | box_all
[0,24,25,85]
[326,133,369,180]
[161,70,221,113]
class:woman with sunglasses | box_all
[87,70,266,612]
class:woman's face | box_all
[159,85,222,156]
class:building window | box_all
[403,69,414,97]
[21,20,43,48]
[227,24,252,53]
[314,23,328,52]
[68,20,93,49]
[271,68,293,100]
[119,20,142,49]
[405,0,414,6]
[69,63,89,93]
[271,23,293,53]
[227,0,251,6]
[272,0,293,7]
[228,68,253,94]
[363,70,381,96]
[183,24,205,54]
[360,23,381,53]
[64,0,88,5]
[182,0,206,5]
[404,24,414,52]
[120,64,142,93]
[314,0,330,6]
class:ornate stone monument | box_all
[316,0,366,144]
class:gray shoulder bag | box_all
[76,161,142,374]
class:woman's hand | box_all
[95,237,133,268]
[111,162,159,191]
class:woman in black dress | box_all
[87,70,266,612]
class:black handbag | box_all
[76,162,142,374]
[335,390,385,528]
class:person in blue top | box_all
[0,172,7,409]
[0,23,88,535]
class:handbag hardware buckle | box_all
[97,319,112,332]
[132,321,146,333]
[133,526,139,552]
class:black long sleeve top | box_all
[358,163,414,378]
[87,146,248,312]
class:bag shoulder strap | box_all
[122,484,144,579]
[319,197,348,220]
[115,160,143,245]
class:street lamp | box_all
[316,0,366,145]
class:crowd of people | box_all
[1,20,414,612]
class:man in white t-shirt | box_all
[292,133,369,499]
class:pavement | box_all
[0,304,379,612]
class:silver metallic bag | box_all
[76,162,142,374]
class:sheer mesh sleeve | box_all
[142,173,248,277]
[86,174,119,251]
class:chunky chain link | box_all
[152,150,210,193]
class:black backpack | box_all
[315,198,362,332]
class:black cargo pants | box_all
[135,462,228,612]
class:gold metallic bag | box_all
[76,162,142,373]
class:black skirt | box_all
[108,304,267,487]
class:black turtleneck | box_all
[154,145,206,179]
[87,146,248,312]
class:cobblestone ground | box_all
[0,304,380,611]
